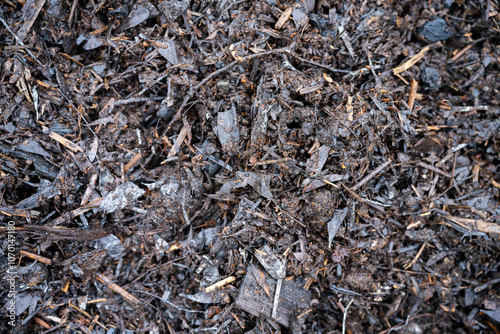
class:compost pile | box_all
[1,0,500,333]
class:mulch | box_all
[1,0,500,333]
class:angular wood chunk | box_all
[236,263,311,328]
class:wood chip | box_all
[445,215,500,235]
[96,273,140,306]
[393,46,430,75]
[408,79,418,111]
[49,131,83,152]
[275,7,293,30]
[167,126,188,159]
[236,263,311,328]
[205,276,236,293]
[20,249,52,265]
[124,151,142,173]
[16,0,47,41]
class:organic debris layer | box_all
[1,0,500,333]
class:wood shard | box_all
[445,215,500,235]
[393,46,430,75]
[49,131,83,152]
[16,0,47,41]
[236,263,311,328]
[275,7,293,30]
[96,273,140,306]
[408,79,418,111]
[205,276,236,293]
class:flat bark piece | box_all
[303,173,346,192]
[154,38,179,65]
[16,0,47,41]
[157,0,189,21]
[254,245,285,280]
[17,139,51,158]
[240,172,273,199]
[292,7,308,28]
[306,145,330,174]
[417,18,454,43]
[217,105,240,154]
[180,290,225,304]
[250,105,269,148]
[218,172,273,199]
[100,182,145,213]
[236,263,311,328]
[328,207,348,248]
[116,7,150,32]
[483,308,500,323]
[15,179,60,209]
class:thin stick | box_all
[352,160,392,191]
[404,242,427,269]
[68,0,79,27]
[123,152,142,173]
[340,183,385,212]
[0,15,44,67]
[96,273,140,306]
[342,299,354,334]
[249,157,292,166]
[205,276,236,293]
[114,96,165,106]
[393,46,430,75]
[272,278,283,320]
[474,278,500,293]
[417,161,452,178]
[20,250,52,265]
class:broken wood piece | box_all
[339,26,355,59]
[303,174,345,192]
[205,276,236,293]
[124,151,142,173]
[253,245,286,320]
[444,215,500,235]
[24,224,108,242]
[340,183,385,212]
[250,157,291,166]
[328,208,348,248]
[404,242,427,269]
[393,46,430,75]
[69,300,108,330]
[167,125,188,159]
[16,0,47,40]
[80,172,98,206]
[96,273,140,306]
[254,245,285,280]
[272,277,283,320]
[408,79,418,111]
[352,159,392,191]
[417,161,451,178]
[33,316,51,330]
[236,263,311,328]
[51,197,104,226]
[20,249,52,265]
[217,104,240,154]
[0,206,36,218]
[275,7,293,30]
[48,131,83,152]
[306,145,330,174]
